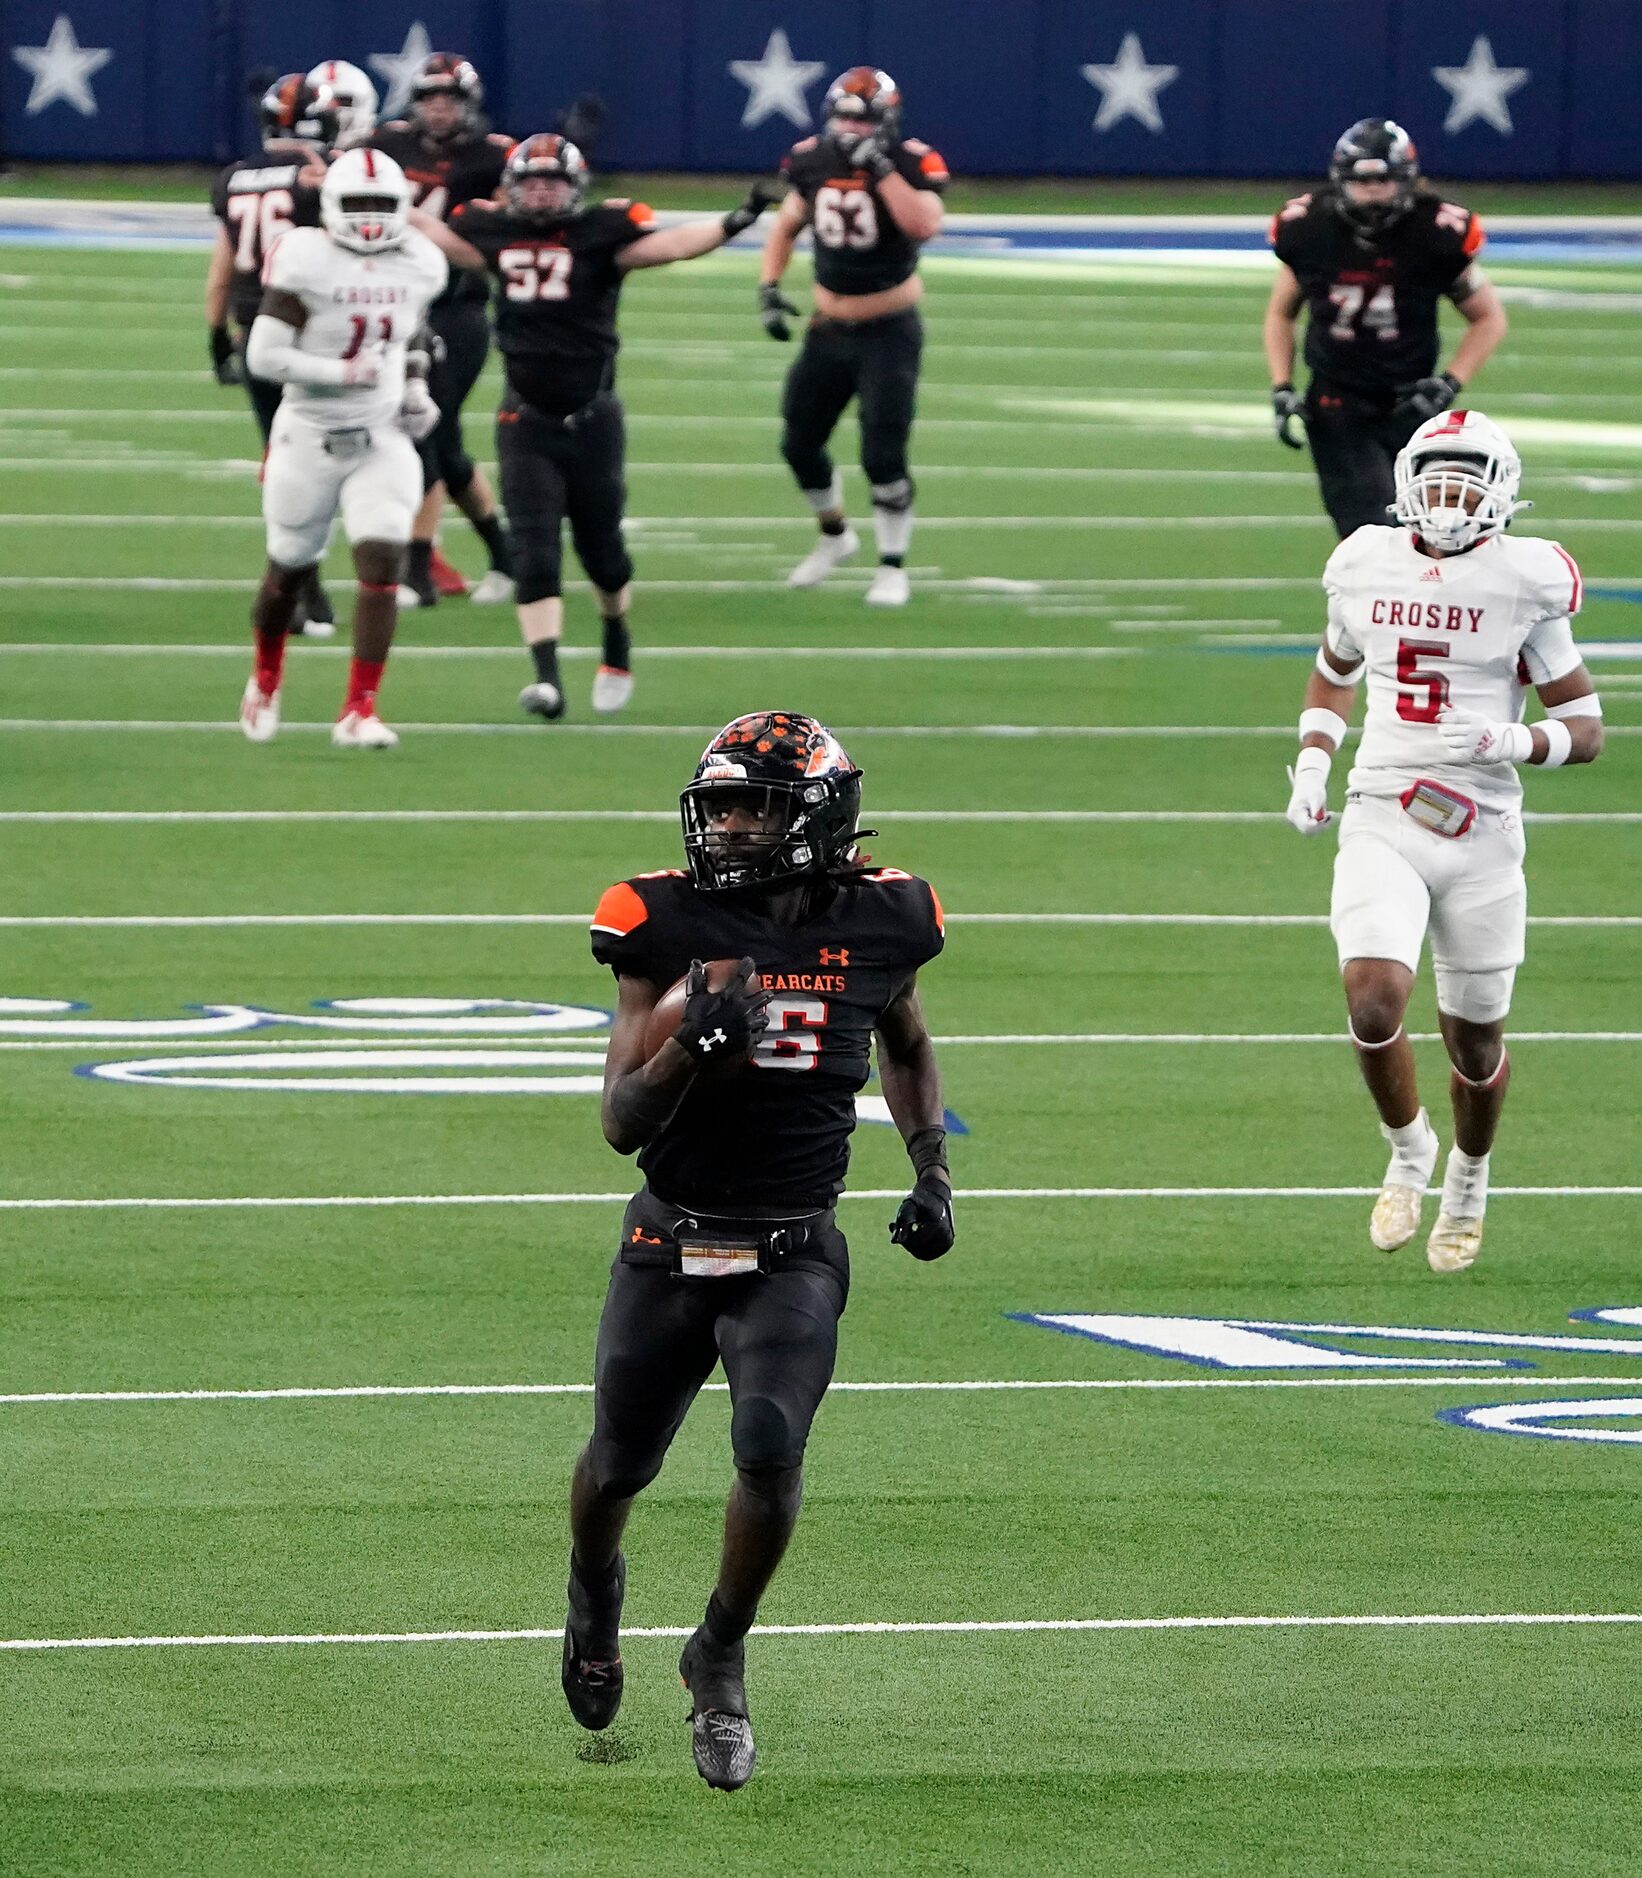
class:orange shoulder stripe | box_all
[627,200,655,226]
[928,883,945,935]
[1463,212,1485,257]
[591,881,649,936]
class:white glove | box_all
[1285,747,1333,835]
[1436,711,1533,766]
[341,342,386,389]
[399,377,440,442]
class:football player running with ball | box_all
[569,712,953,1789]
[1265,119,1508,538]
[239,148,447,749]
[760,68,947,607]
[1286,412,1603,1272]
[412,140,783,720]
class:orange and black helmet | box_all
[504,132,588,219]
[258,72,339,150]
[822,67,902,140]
[1328,118,1420,236]
[412,52,483,133]
[681,712,868,894]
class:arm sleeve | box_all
[245,313,353,387]
[1321,539,1366,671]
[1520,613,1583,687]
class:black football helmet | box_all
[681,712,870,894]
[1328,118,1420,236]
[504,133,588,220]
[258,72,340,151]
[822,67,902,142]
[412,52,483,137]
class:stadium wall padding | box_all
[3,0,1639,176]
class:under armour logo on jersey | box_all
[698,1028,728,1053]
[819,947,850,966]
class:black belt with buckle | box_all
[621,1191,831,1279]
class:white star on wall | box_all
[11,13,112,117]
[370,20,433,122]
[728,28,826,131]
[1082,33,1178,135]
[1432,35,1529,136]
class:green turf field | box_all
[2,235,1642,1875]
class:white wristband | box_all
[1299,706,1349,751]
[1537,718,1573,768]
[1293,744,1331,779]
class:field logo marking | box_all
[1013,1307,1642,1372]
[1438,1398,1642,1446]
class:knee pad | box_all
[869,476,914,513]
[512,525,563,605]
[438,435,475,501]
[572,527,633,597]
[586,1432,667,1503]
[861,431,911,490]
[1435,962,1517,1025]
[731,1393,807,1476]
[781,430,833,493]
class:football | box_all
[642,958,761,1063]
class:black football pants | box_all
[582,1192,848,1500]
[781,308,923,497]
[495,388,633,603]
[1304,382,1425,538]
[419,299,491,500]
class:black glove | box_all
[675,957,770,1068]
[558,92,606,155]
[1271,383,1305,450]
[1394,370,1462,425]
[852,132,896,183]
[722,176,788,239]
[758,282,799,342]
[210,325,243,387]
[890,1176,955,1261]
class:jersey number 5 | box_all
[754,997,827,1072]
[499,246,574,301]
[1396,639,1452,723]
[813,186,879,251]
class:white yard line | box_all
[5,1376,1642,1408]
[0,1186,1636,1212]
[0,642,1138,661]
[1,913,1634,930]
[6,1611,1642,1653]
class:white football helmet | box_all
[306,59,379,146]
[1393,408,1526,553]
[321,146,411,254]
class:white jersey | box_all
[262,224,447,429]
[1324,524,1584,811]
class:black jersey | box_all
[782,134,948,297]
[447,197,655,415]
[210,144,323,327]
[1271,190,1484,400]
[591,867,945,1212]
[369,119,513,307]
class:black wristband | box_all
[907,1125,949,1182]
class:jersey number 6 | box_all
[754,997,827,1072]
[1396,639,1452,723]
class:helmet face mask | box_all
[1329,117,1419,236]
[1393,412,1525,553]
[681,713,866,895]
[413,53,483,140]
[505,134,587,221]
[306,60,379,147]
[321,147,411,253]
[823,66,902,148]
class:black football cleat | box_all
[679,1625,756,1791]
[561,1552,625,1731]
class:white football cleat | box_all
[291,617,337,640]
[1369,1110,1439,1251]
[1427,1212,1484,1274]
[519,681,565,722]
[865,564,910,608]
[592,665,634,715]
[239,675,280,744]
[332,709,399,750]
[787,526,860,589]
[396,583,423,610]
[470,569,515,605]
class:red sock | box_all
[254,627,286,696]
[343,657,386,717]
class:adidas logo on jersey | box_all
[1420,563,1444,582]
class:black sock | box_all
[472,512,512,575]
[407,540,433,587]
[530,639,561,687]
[820,516,846,538]
[601,614,631,671]
[880,552,904,568]
[704,1589,751,1649]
